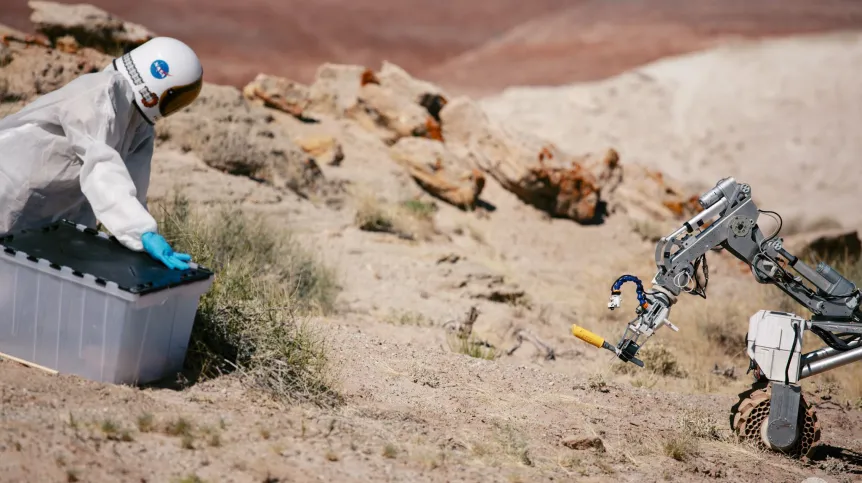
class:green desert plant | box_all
[153,192,341,406]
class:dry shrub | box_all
[662,432,699,462]
[354,194,437,241]
[614,343,687,378]
[154,192,341,406]
[384,309,433,327]
[401,199,438,220]
[468,422,532,467]
[678,408,722,441]
[446,333,498,360]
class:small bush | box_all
[662,432,698,462]
[384,310,433,327]
[164,417,194,437]
[401,199,437,220]
[354,195,436,241]
[137,413,155,433]
[154,192,341,406]
[446,334,498,360]
[614,343,686,378]
[382,443,398,459]
[678,408,722,441]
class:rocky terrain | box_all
[479,30,862,228]
[2,3,862,483]
[4,0,862,93]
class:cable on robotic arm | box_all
[811,326,862,352]
[758,209,783,243]
[786,320,800,385]
[687,254,709,299]
[609,275,649,310]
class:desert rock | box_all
[441,96,612,223]
[0,34,111,105]
[297,135,345,166]
[347,82,432,144]
[603,163,702,222]
[242,73,311,118]
[389,137,485,209]
[376,61,447,106]
[306,63,369,117]
[156,83,328,195]
[29,1,155,53]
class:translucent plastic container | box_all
[0,220,213,385]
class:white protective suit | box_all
[0,67,157,251]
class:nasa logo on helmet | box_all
[150,60,170,79]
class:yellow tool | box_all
[571,324,614,351]
[571,325,606,348]
[570,324,645,367]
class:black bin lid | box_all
[0,220,213,295]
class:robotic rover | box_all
[571,177,861,459]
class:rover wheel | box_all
[730,382,821,460]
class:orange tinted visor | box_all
[159,76,203,117]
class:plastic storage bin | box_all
[0,220,213,385]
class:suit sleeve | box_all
[60,79,157,252]
[124,127,154,210]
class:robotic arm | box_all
[574,177,861,369]
[572,176,862,456]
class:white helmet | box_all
[112,37,203,123]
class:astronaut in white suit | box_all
[0,37,203,269]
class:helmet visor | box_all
[158,76,203,117]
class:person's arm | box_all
[59,76,191,270]
[58,78,156,252]
[124,126,154,210]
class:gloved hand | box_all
[141,232,192,270]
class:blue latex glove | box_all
[141,232,192,270]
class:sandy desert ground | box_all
[2,3,862,483]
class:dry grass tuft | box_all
[382,443,398,459]
[614,343,687,378]
[447,333,499,360]
[137,413,155,433]
[662,432,699,462]
[401,199,438,219]
[154,192,341,407]
[678,408,723,441]
[467,422,533,468]
[384,310,434,327]
[100,419,133,442]
[355,194,438,241]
